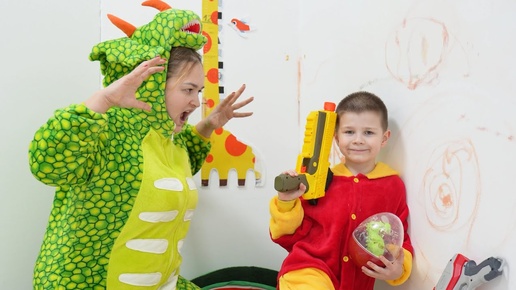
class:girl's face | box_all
[334,111,390,174]
[164,62,204,133]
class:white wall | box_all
[2,0,514,289]
[0,0,100,289]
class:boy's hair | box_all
[335,91,389,131]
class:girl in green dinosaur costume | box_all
[29,1,253,289]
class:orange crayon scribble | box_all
[421,139,480,232]
[438,184,453,208]
[385,17,449,90]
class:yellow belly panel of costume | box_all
[107,130,198,289]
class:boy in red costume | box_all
[270,91,414,289]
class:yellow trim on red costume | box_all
[269,196,303,239]
[331,162,399,178]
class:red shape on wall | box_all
[202,31,212,54]
[225,134,248,157]
[211,10,218,25]
[207,68,218,84]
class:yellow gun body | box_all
[274,102,336,204]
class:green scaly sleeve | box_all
[29,104,108,187]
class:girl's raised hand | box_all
[196,84,254,138]
[85,56,167,113]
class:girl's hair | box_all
[335,91,389,131]
[166,47,202,80]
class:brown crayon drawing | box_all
[385,17,450,90]
[420,139,480,233]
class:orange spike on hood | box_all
[107,14,137,37]
[141,0,171,11]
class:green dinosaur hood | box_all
[89,4,207,138]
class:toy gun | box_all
[274,102,336,205]
[434,253,504,290]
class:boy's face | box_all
[334,111,390,173]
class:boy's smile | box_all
[335,111,390,175]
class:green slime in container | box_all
[365,221,391,256]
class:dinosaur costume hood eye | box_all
[89,0,207,138]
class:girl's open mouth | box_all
[179,111,191,123]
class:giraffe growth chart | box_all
[201,0,264,187]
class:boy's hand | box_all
[361,248,404,281]
[277,169,306,201]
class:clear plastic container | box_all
[348,212,404,268]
